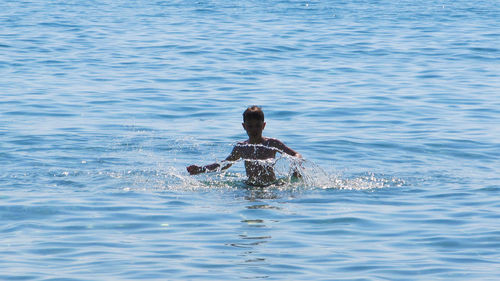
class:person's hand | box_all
[292,170,302,179]
[187,165,204,175]
[291,154,304,178]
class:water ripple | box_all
[1,0,500,280]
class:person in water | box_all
[187,106,302,186]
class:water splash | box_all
[112,145,406,191]
[273,155,406,190]
[179,154,406,191]
[32,132,405,193]
[331,173,406,190]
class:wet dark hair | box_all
[243,106,264,122]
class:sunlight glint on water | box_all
[1,0,499,280]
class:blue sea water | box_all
[1,0,500,280]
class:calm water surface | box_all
[1,0,499,280]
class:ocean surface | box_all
[1,0,499,280]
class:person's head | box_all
[242,106,266,138]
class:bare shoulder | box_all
[235,140,249,147]
[233,140,249,152]
[265,137,300,156]
[225,141,245,161]
[265,137,286,147]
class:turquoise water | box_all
[1,0,500,280]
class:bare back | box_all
[227,137,299,185]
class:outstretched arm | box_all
[271,139,302,158]
[187,145,241,175]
